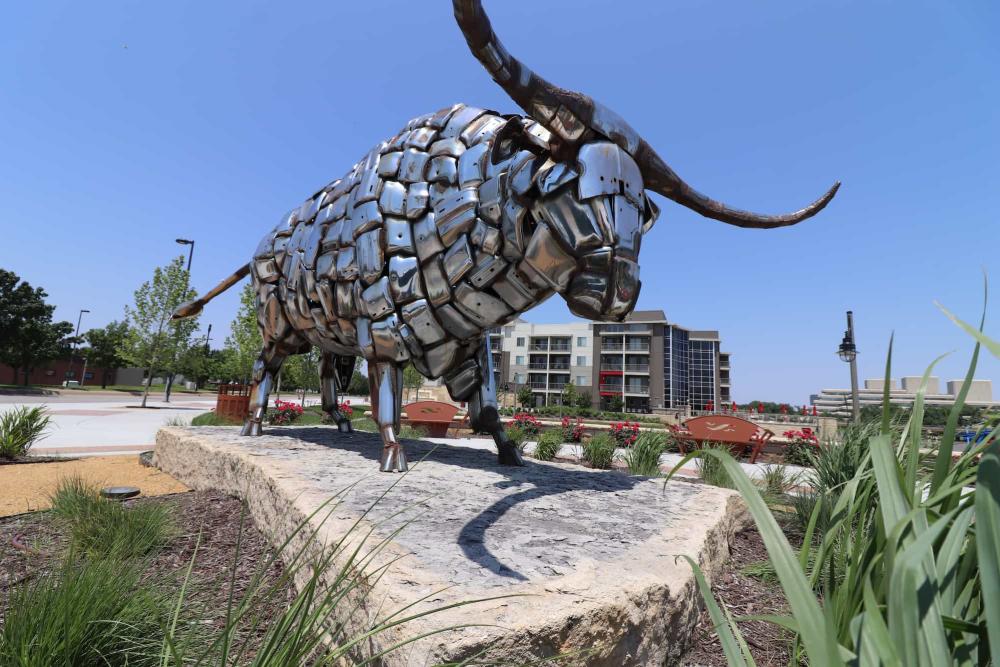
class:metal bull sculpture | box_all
[173,0,840,472]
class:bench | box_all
[398,400,467,437]
[671,415,775,464]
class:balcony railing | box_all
[527,382,547,389]
[600,363,624,371]
[624,385,650,395]
[549,363,570,370]
[625,343,650,352]
[548,382,568,390]
[528,363,548,369]
[624,364,649,372]
[549,343,571,352]
[529,344,549,351]
[599,383,623,393]
[601,343,625,351]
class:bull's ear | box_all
[490,116,549,164]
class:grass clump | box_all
[398,424,428,440]
[582,432,616,469]
[696,441,735,488]
[668,299,1000,667]
[533,429,563,461]
[351,416,378,431]
[505,424,527,453]
[0,405,52,459]
[622,431,666,476]
[191,411,241,426]
[0,558,170,666]
[49,477,175,559]
[756,463,800,504]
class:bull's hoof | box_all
[338,419,353,434]
[498,444,526,467]
[379,443,409,473]
[240,420,263,436]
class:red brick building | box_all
[1,354,119,387]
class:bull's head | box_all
[455,0,839,322]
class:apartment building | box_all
[492,311,730,413]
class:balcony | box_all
[599,383,624,393]
[601,343,625,352]
[625,343,650,352]
[548,382,568,391]
[549,343,571,352]
[549,362,570,370]
[527,382,547,390]
[528,362,548,370]
[529,342,549,352]
[624,385,650,395]
[624,363,649,372]
[600,362,624,371]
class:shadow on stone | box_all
[274,427,644,580]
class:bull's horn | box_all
[453,0,840,229]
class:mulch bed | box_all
[680,525,796,666]
[0,490,293,652]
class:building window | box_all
[516,337,525,346]
[576,356,586,366]
[576,336,587,347]
[504,327,512,338]
[515,356,524,365]
[576,375,587,386]
[513,373,524,383]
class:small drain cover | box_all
[100,486,141,500]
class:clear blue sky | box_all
[2,0,998,403]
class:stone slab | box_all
[154,426,748,665]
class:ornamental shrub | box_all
[508,412,541,435]
[533,430,563,461]
[609,421,640,448]
[268,399,304,425]
[561,416,585,443]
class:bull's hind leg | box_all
[320,352,355,433]
[467,338,525,466]
[240,347,286,436]
[369,362,407,472]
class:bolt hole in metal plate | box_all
[101,486,141,501]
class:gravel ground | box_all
[0,455,189,517]
[0,490,293,654]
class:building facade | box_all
[812,376,997,416]
[491,310,730,413]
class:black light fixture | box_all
[176,238,195,272]
[836,311,860,421]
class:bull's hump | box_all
[250,103,550,379]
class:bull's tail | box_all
[172,262,251,320]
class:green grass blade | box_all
[869,434,910,534]
[975,440,1000,660]
[881,333,894,436]
[680,555,751,667]
[937,506,975,613]
[903,354,949,496]
[932,315,984,496]
[859,579,901,667]
[937,301,1000,360]
[683,449,843,666]
[888,511,953,666]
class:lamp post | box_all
[65,309,90,385]
[837,310,860,422]
[175,238,195,272]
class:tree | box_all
[347,370,370,396]
[282,349,321,406]
[82,321,128,388]
[561,381,577,409]
[517,385,534,409]
[0,270,74,385]
[119,256,198,407]
[608,395,624,412]
[575,389,592,409]
[224,283,262,385]
[403,364,424,402]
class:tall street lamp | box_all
[837,310,860,422]
[176,238,195,272]
[67,308,90,385]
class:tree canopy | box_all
[0,269,75,385]
[82,321,128,388]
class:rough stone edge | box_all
[154,426,751,666]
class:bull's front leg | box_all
[370,362,407,472]
[241,348,285,436]
[468,339,525,467]
[320,352,354,433]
